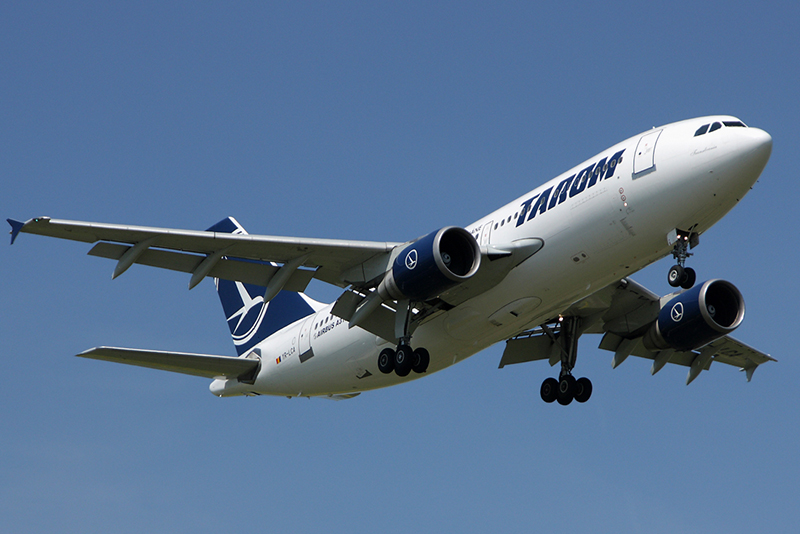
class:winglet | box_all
[742,364,758,382]
[7,219,25,245]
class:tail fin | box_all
[207,217,322,356]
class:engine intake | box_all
[643,279,745,352]
[378,226,481,301]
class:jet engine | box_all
[377,226,481,302]
[643,279,745,352]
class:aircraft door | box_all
[480,221,493,245]
[633,129,663,177]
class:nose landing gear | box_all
[668,264,696,289]
[668,229,698,289]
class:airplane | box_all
[8,115,776,405]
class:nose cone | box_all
[718,126,772,192]
[739,127,772,171]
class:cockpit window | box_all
[695,120,748,137]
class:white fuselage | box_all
[210,116,772,398]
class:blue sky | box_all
[2,2,799,532]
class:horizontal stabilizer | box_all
[78,346,259,381]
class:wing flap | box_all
[330,290,397,342]
[78,346,259,380]
[599,332,698,367]
[499,334,559,368]
[88,242,314,291]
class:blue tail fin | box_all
[207,217,319,356]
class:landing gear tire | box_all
[668,265,685,287]
[394,345,413,377]
[574,377,593,403]
[378,348,395,374]
[681,267,696,290]
[411,348,430,374]
[540,377,558,403]
[557,375,576,406]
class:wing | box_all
[10,216,545,344]
[78,346,260,381]
[500,278,775,383]
[9,216,401,290]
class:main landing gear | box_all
[539,317,592,405]
[377,299,430,377]
[668,230,698,289]
[377,345,430,376]
[540,375,592,405]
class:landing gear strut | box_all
[376,300,430,376]
[668,230,698,289]
[539,317,592,405]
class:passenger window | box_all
[694,124,709,136]
[709,122,722,132]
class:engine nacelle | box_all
[378,226,481,302]
[643,279,745,352]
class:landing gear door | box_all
[633,129,662,177]
[298,316,314,362]
[480,221,493,246]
